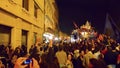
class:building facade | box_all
[44,0,59,36]
[0,0,58,50]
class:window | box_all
[33,33,37,44]
[22,0,29,11]
[34,3,38,18]
[22,30,28,46]
[0,25,11,45]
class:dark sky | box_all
[56,0,120,35]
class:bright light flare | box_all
[54,37,59,41]
[43,33,54,40]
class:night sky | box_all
[56,0,120,35]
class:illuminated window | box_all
[22,0,29,11]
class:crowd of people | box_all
[0,34,120,68]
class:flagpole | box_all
[73,21,79,29]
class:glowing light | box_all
[71,38,76,42]
[54,37,59,40]
[43,33,54,40]
[81,32,89,38]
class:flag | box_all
[104,13,120,40]
[73,21,79,29]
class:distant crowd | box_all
[0,34,120,68]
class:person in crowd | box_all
[53,43,59,56]
[29,45,35,55]
[53,56,60,68]
[39,54,48,68]
[9,54,18,68]
[72,49,83,68]
[88,58,99,68]
[13,46,22,57]
[55,44,67,68]
[14,56,40,68]
[104,44,119,68]
[21,45,27,57]
[66,53,74,68]
[75,50,85,68]
[89,58,108,68]
[83,45,95,68]
[40,39,60,68]
[73,49,80,59]
[0,59,5,68]
[46,40,59,68]
[98,54,108,68]
[93,44,102,59]
[101,45,108,55]
[46,40,55,62]
[0,46,9,67]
